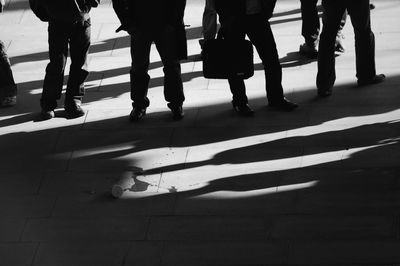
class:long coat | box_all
[215,0,276,23]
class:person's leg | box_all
[300,0,320,47]
[41,22,69,113]
[155,25,185,119]
[220,19,250,113]
[202,0,218,41]
[316,0,346,95]
[246,16,283,102]
[246,14,297,111]
[335,9,347,53]
[347,0,383,84]
[66,20,91,116]
[130,31,152,110]
[0,40,17,107]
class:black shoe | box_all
[40,109,55,120]
[168,103,184,120]
[129,107,146,122]
[299,43,318,58]
[233,103,254,116]
[317,87,333,97]
[65,104,85,118]
[269,98,298,111]
[357,74,386,87]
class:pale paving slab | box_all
[51,193,176,217]
[32,242,129,266]
[0,195,56,218]
[0,243,37,266]
[147,215,270,241]
[288,241,400,264]
[270,215,395,240]
[22,217,149,241]
[0,218,26,242]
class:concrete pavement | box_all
[1,0,400,265]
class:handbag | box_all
[202,36,254,79]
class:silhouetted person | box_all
[0,0,17,107]
[317,0,385,97]
[299,0,346,58]
[32,0,100,120]
[215,0,298,116]
[112,0,187,122]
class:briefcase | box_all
[202,38,254,79]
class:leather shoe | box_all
[233,103,254,116]
[357,74,385,86]
[269,98,298,111]
[299,43,318,58]
[317,87,333,97]
[65,105,85,118]
[40,109,55,120]
[168,103,184,120]
[129,107,146,122]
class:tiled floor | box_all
[1,0,400,265]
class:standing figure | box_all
[316,0,385,97]
[33,0,100,120]
[0,0,17,107]
[215,0,298,116]
[112,0,187,121]
[299,0,346,58]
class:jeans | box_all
[317,0,375,89]
[41,20,91,111]
[130,25,185,109]
[0,40,17,99]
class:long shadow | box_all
[0,74,400,263]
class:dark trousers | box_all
[130,26,185,109]
[300,0,347,46]
[41,20,91,111]
[202,0,218,41]
[0,40,17,99]
[224,14,284,106]
[317,0,375,90]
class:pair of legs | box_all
[300,0,347,55]
[222,14,297,114]
[0,40,17,107]
[41,20,91,117]
[129,25,185,121]
[202,0,218,41]
[317,0,384,95]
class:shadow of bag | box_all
[202,38,254,80]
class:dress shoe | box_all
[129,107,146,122]
[0,96,17,108]
[65,104,85,118]
[269,98,298,111]
[168,103,184,120]
[357,74,386,86]
[40,109,55,120]
[233,103,254,116]
[317,87,333,97]
[299,43,318,58]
